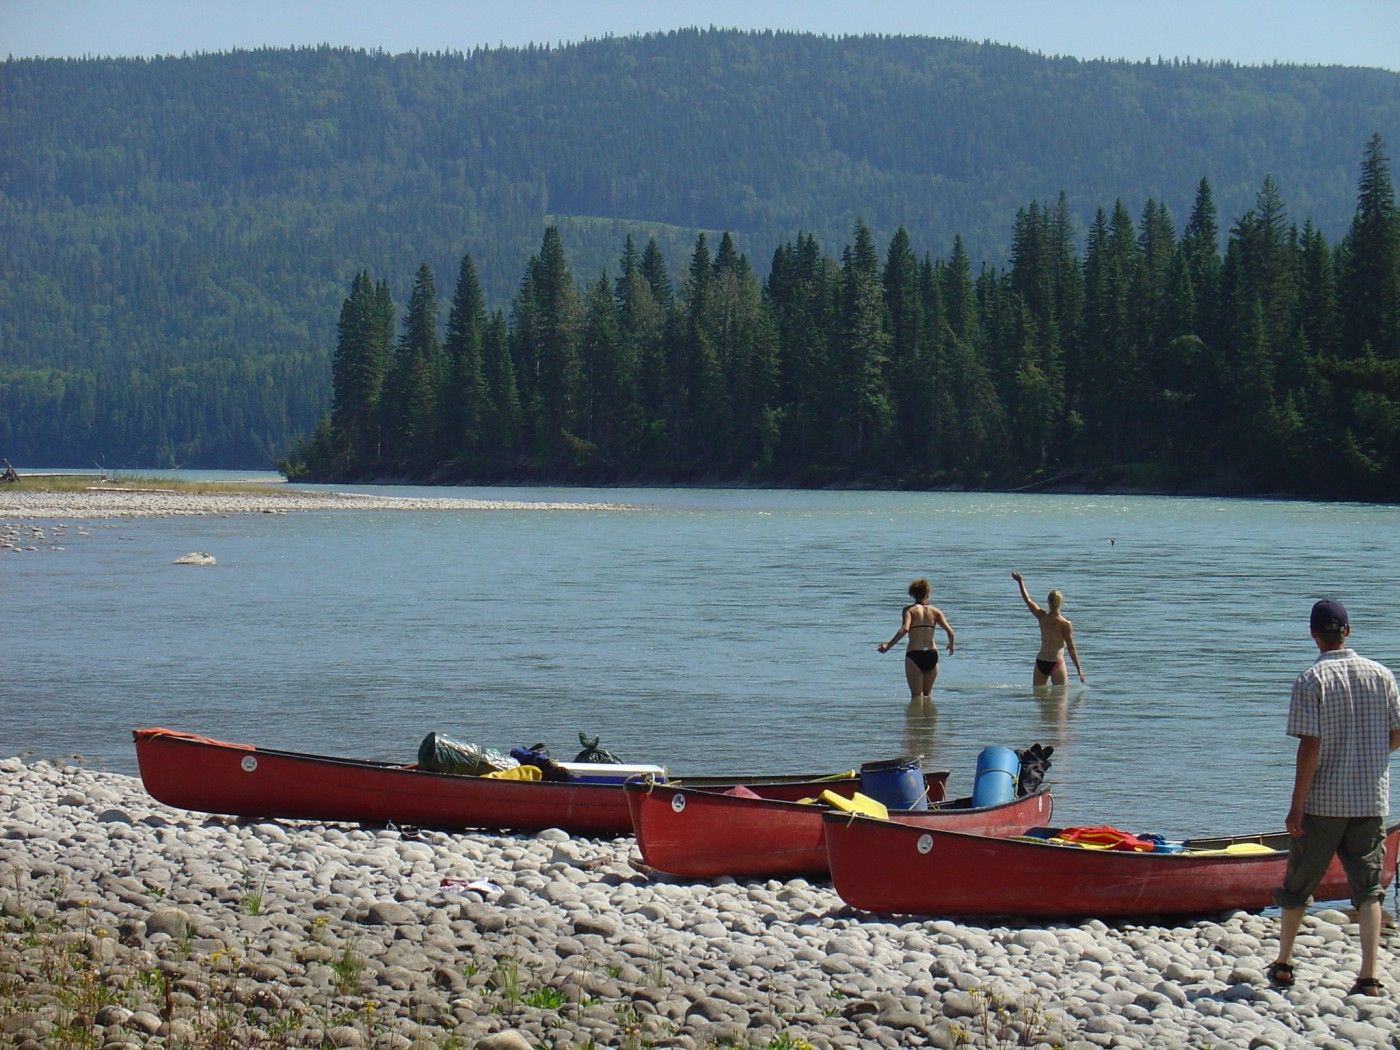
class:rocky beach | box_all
[2,755,1397,1050]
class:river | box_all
[3,480,1398,839]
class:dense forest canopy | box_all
[1,31,1398,478]
[288,134,1400,500]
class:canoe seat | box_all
[481,765,543,782]
[820,789,889,821]
[1182,842,1279,857]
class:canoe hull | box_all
[627,780,1050,878]
[824,815,1400,918]
[132,728,947,836]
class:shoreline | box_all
[3,757,1397,1049]
[0,478,1339,525]
[0,487,637,520]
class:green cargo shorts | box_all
[1274,813,1386,909]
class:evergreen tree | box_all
[1005,296,1061,467]
[941,236,981,348]
[712,234,779,470]
[883,227,930,463]
[1181,177,1222,344]
[1251,175,1299,356]
[1341,134,1399,358]
[616,246,667,464]
[577,270,633,466]
[440,253,489,460]
[510,263,542,447]
[381,264,441,469]
[532,226,582,448]
[481,309,521,454]
[640,238,674,310]
[768,233,839,471]
[835,221,894,464]
[680,233,726,469]
[329,270,386,471]
[1296,220,1339,362]
[1080,204,1139,462]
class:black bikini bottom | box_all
[1035,657,1063,676]
[906,650,938,672]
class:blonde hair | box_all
[908,578,930,601]
[1047,589,1063,613]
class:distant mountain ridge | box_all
[1,29,1397,466]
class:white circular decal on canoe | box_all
[671,793,686,813]
[240,755,258,773]
[916,833,933,855]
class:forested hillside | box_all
[2,31,1398,471]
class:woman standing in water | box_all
[1011,571,1085,687]
[877,578,955,700]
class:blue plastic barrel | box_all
[971,746,1021,808]
[859,757,929,811]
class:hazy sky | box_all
[4,0,1399,70]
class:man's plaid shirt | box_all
[1288,648,1400,817]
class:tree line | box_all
[286,135,1400,500]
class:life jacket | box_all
[1052,825,1158,852]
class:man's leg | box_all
[1275,905,1307,967]
[1271,815,1348,978]
[1337,816,1387,987]
[1358,898,1381,982]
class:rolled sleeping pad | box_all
[859,756,930,811]
[971,746,1021,808]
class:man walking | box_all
[1267,599,1400,996]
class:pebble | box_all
[1,758,1398,1048]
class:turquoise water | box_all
[3,482,1398,839]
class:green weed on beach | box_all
[2,471,288,495]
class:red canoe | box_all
[132,728,948,837]
[627,779,1051,879]
[824,814,1400,918]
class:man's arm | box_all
[1286,735,1320,837]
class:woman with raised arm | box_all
[877,578,955,700]
[1012,571,1085,687]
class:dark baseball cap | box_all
[1310,598,1349,632]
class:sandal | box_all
[1348,977,1384,997]
[1265,961,1295,988]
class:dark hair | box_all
[908,578,930,601]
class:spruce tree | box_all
[1181,177,1222,345]
[440,253,490,460]
[1341,134,1399,358]
[531,227,582,454]
[381,264,441,471]
[481,309,521,456]
[640,238,674,309]
[836,221,894,465]
[329,270,383,473]
[577,271,631,467]
[616,252,666,465]
[681,233,726,470]
[883,227,928,462]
